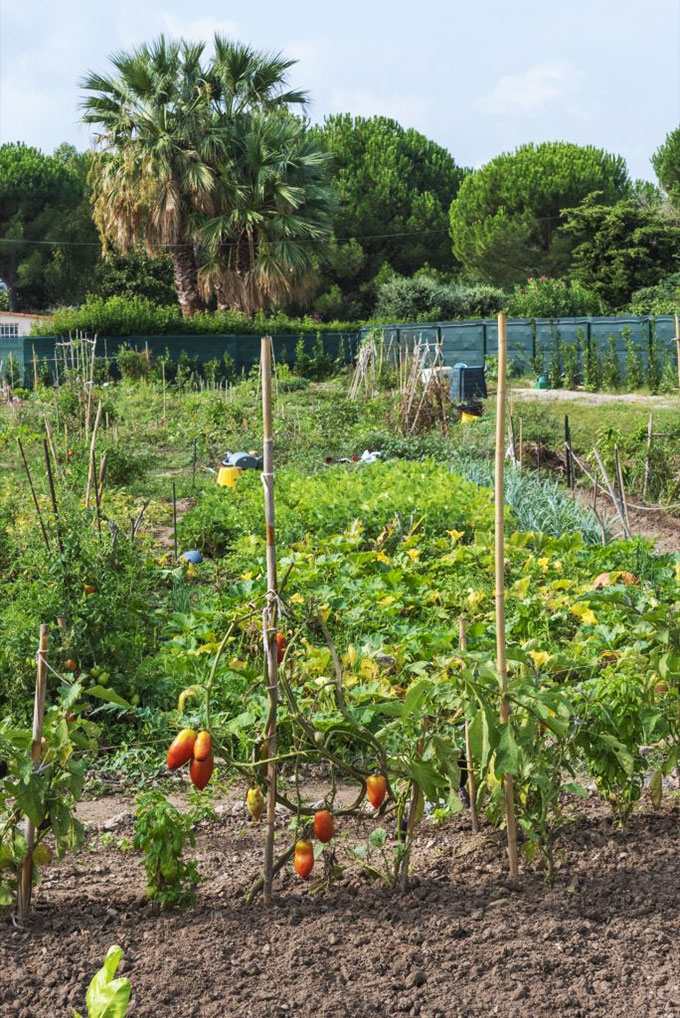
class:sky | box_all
[1,0,679,181]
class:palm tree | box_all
[82,36,311,316]
[198,113,335,313]
[82,37,221,316]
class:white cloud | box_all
[478,59,582,116]
[159,14,241,42]
[330,87,428,128]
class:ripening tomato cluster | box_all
[293,775,387,880]
[166,728,214,790]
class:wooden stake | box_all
[593,447,630,539]
[17,624,49,919]
[565,415,574,489]
[458,617,479,835]
[495,313,519,880]
[642,414,653,502]
[84,400,102,509]
[614,445,630,535]
[518,416,523,472]
[18,439,51,553]
[43,439,63,553]
[97,451,108,505]
[171,481,178,562]
[261,337,279,906]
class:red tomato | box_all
[275,633,287,664]
[294,840,314,880]
[190,752,214,791]
[313,810,334,843]
[366,774,387,810]
[166,729,197,770]
[64,659,78,673]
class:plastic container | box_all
[217,465,242,488]
[460,412,479,424]
[535,375,549,390]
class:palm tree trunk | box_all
[170,244,201,317]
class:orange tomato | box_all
[64,659,78,673]
[313,810,334,843]
[294,840,314,880]
[190,752,214,791]
[366,774,387,809]
[166,728,197,770]
[193,731,212,762]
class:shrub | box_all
[33,295,359,338]
[629,272,680,314]
[373,275,506,322]
[507,277,604,318]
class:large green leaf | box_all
[85,945,131,1018]
[494,723,520,776]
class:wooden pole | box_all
[458,617,479,834]
[43,439,63,553]
[171,482,178,562]
[17,624,49,919]
[642,413,653,502]
[614,445,630,535]
[17,439,51,553]
[565,415,574,489]
[84,400,103,508]
[261,337,279,906]
[518,416,523,472]
[594,447,630,539]
[495,313,519,880]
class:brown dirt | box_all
[1,791,679,1018]
[511,388,678,408]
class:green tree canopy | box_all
[310,115,467,309]
[0,142,98,310]
[560,195,680,308]
[449,141,631,285]
[652,127,680,207]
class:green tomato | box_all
[98,672,110,686]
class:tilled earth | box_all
[1,791,678,1018]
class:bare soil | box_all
[511,388,678,408]
[1,789,679,1018]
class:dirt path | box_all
[511,387,678,407]
[2,790,678,1018]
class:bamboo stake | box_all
[593,447,630,539]
[84,400,102,508]
[261,337,279,906]
[614,445,631,535]
[44,416,62,481]
[43,439,63,553]
[458,618,479,834]
[171,482,178,562]
[518,417,523,472]
[18,439,51,553]
[97,451,108,505]
[642,414,653,502]
[495,313,519,880]
[17,624,49,918]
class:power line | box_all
[0,213,569,250]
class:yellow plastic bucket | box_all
[217,465,242,488]
[460,412,479,424]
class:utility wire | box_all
[0,212,569,250]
